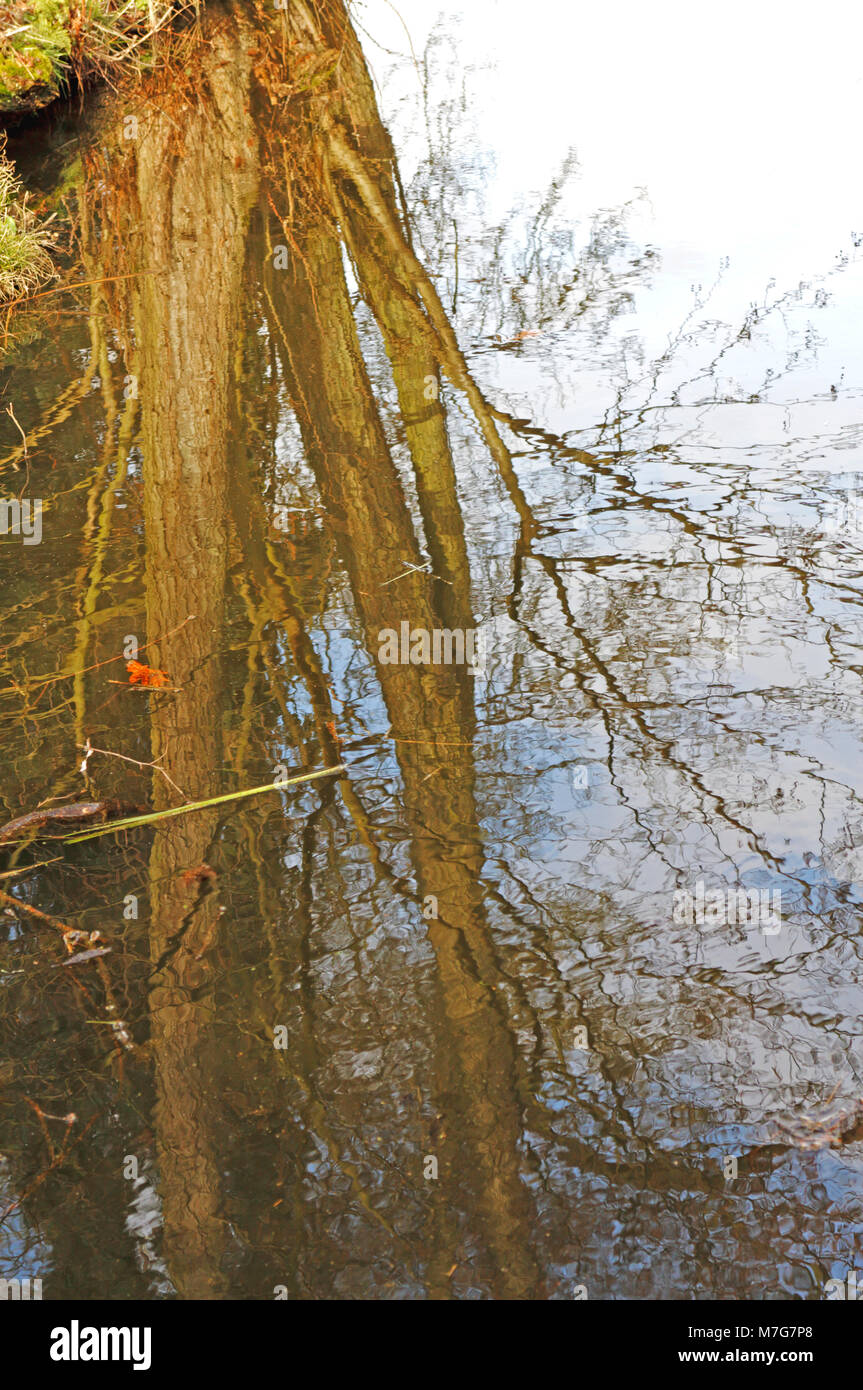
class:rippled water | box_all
[0,0,861,1299]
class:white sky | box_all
[360,0,863,278]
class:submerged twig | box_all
[79,737,187,801]
[0,888,72,934]
[0,1111,96,1226]
[0,857,63,881]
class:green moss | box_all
[0,0,72,112]
[0,0,160,114]
[0,0,172,298]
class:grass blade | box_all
[63,765,347,842]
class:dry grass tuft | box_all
[0,137,54,301]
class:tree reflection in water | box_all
[0,0,861,1302]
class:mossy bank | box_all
[0,1,193,301]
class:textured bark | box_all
[133,6,259,1299]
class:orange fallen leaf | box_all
[126,660,170,688]
[180,863,217,886]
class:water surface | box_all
[1,0,862,1299]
